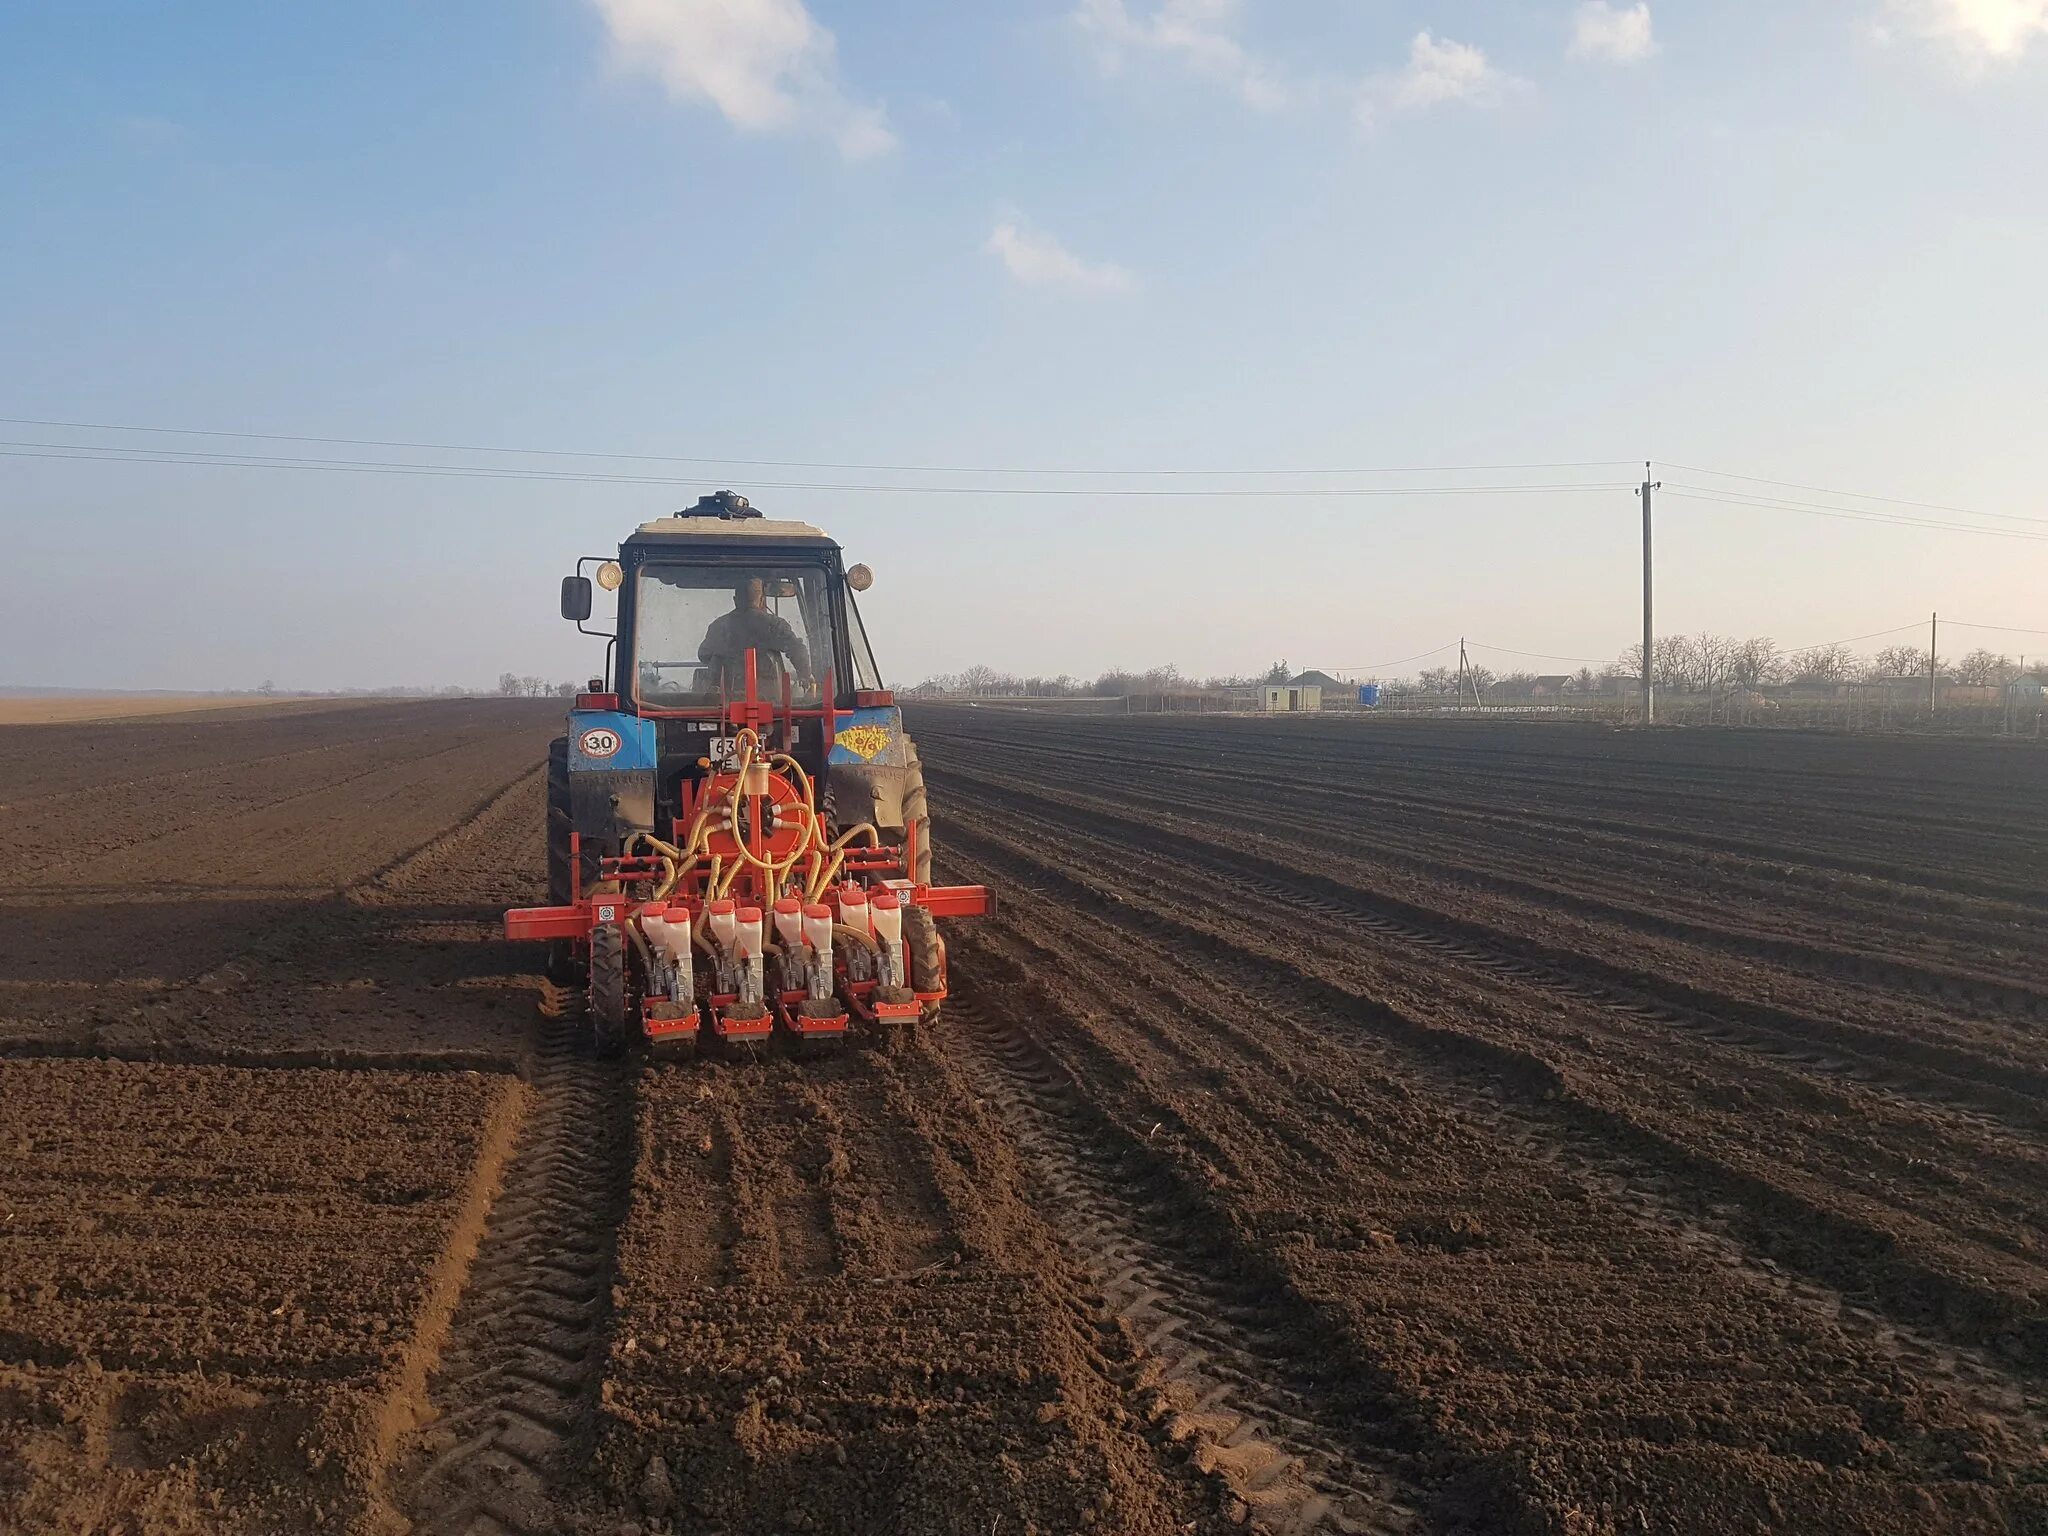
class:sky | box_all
[2,0,2045,692]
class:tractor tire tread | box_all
[904,904,944,1026]
[588,924,628,1058]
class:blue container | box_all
[1358,684,1383,708]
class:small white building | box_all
[1261,683,1322,713]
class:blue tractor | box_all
[505,493,991,1059]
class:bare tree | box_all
[499,672,522,696]
[1654,635,1698,692]
[1729,637,1783,688]
[1789,644,1860,685]
[1688,632,1735,694]
[1870,644,1929,679]
[1418,665,1456,694]
[1951,648,2014,686]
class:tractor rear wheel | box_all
[904,904,945,1025]
[897,736,933,886]
[587,923,628,1058]
[545,737,584,986]
[822,737,931,886]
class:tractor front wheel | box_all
[587,923,628,1058]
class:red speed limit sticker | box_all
[579,727,622,760]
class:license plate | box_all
[707,736,742,770]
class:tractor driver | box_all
[700,576,813,696]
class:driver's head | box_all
[735,577,765,611]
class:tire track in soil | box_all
[935,844,2048,1529]
[391,1012,631,1535]
[943,993,1427,1535]
[957,728,2048,936]
[937,811,2048,1394]
[933,763,2048,1135]
[926,724,2048,1029]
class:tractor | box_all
[504,493,992,1059]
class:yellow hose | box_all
[623,725,889,910]
[805,822,881,903]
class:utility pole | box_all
[1638,464,1660,725]
[1929,611,1939,714]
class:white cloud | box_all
[1883,0,2048,58]
[587,0,895,159]
[1071,0,1289,109]
[986,221,1136,295]
[1570,2,1657,63]
[1358,32,1522,126]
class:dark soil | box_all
[6,699,2046,1534]
[911,706,2048,1535]
[0,1059,516,1533]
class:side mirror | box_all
[560,575,593,622]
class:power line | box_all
[1662,485,2048,543]
[1466,640,1614,665]
[1945,619,2048,639]
[1663,460,2048,529]
[0,444,1633,499]
[1778,621,1926,652]
[1331,642,1459,674]
[0,415,1633,479]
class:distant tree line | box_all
[904,660,1297,699]
[910,640,2046,702]
[499,673,582,698]
[1603,636,2041,693]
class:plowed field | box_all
[2,699,2043,1534]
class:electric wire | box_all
[1330,642,1459,675]
[0,415,1633,478]
[1778,621,1927,653]
[1662,485,2048,543]
[1944,619,2048,639]
[0,444,1632,498]
[1662,461,2048,529]
[1466,640,1615,666]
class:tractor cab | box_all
[511,493,989,1061]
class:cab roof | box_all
[624,514,838,549]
